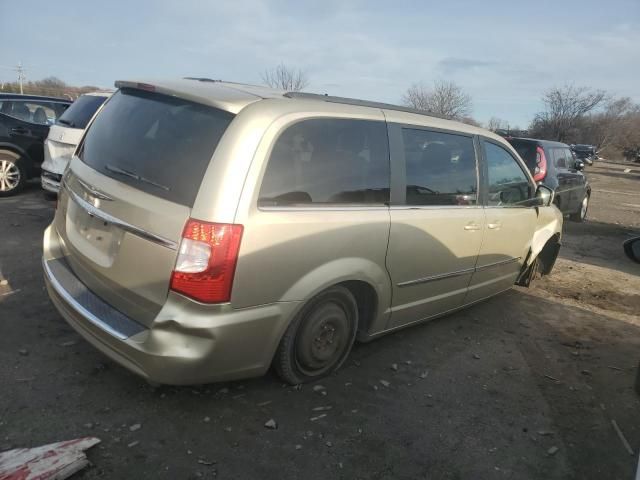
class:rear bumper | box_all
[41,170,62,193]
[43,225,298,385]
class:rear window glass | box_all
[57,94,108,129]
[508,140,537,173]
[78,89,234,206]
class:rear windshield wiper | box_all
[57,118,76,128]
[104,164,170,191]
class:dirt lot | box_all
[1,161,639,479]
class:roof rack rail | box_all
[283,91,450,121]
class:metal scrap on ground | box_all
[0,437,100,480]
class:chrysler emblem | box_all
[58,133,65,141]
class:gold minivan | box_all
[43,79,562,385]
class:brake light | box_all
[170,219,243,303]
[533,146,547,182]
[136,83,156,92]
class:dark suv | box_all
[571,144,597,165]
[0,94,71,196]
[508,138,591,222]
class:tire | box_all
[0,150,27,197]
[274,286,358,385]
[570,193,589,222]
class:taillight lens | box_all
[170,219,243,303]
[533,146,547,182]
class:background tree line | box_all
[0,76,100,99]
[3,65,639,161]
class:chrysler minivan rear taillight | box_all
[170,219,243,303]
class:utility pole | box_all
[14,62,26,94]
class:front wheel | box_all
[274,286,358,385]
[570,193,589,222]
[0,150,27,197]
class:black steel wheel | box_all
[274,286,358,385]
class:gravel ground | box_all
[0,160,639,479]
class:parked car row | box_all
[0,92,110,196]
[570,144,598,166]
[41,78,563,385]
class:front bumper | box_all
[41,170,62,193]
[42,225,298,385]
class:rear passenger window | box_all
[0,100,65,125]
[402,129,477,206]
[259,119,390,206]
[552,149,567,168]
[484,141,533,207]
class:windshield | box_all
[57,94,108,129]
[78,88,234,206]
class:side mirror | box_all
[623,237,640,264]
[535,184,554,207]
[575,160,585,171]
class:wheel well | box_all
[537,233,561,275]
[0,146,22,158]
[0,146,33,175]
[338,280,378,335]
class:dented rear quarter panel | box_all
[528,204,563,265]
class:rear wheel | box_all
[0,150,27,197]
[570,193,589,222]
[274,286,358,385]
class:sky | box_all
[1,0,639,127]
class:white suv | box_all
[41,91,111,194]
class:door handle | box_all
[10,127,27,135]
[487,222,502,230]
[464,222,481,231]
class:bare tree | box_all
[487,117,504,132]
[402,80,473,120]
[530,85,607,142]
[261,63,309,91]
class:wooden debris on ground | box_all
[0,437,100,480]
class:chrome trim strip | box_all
[389,205,482,211]
[397,256,521,287]
[397,267,475,287]
[474,256,522,272]
[64,184,178,250]
[43,258,128,340]
[75,177,113,201]
[259,205,390,212]
[259,205,483,212]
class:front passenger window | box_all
[484,141,533,207]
